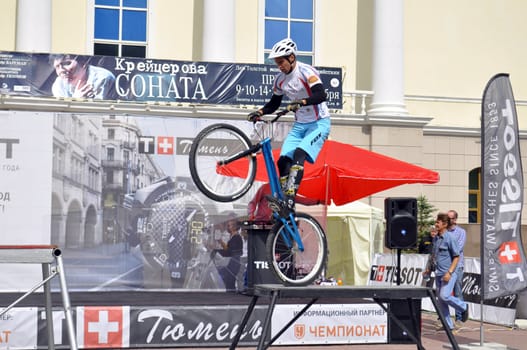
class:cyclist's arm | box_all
[303,83,327,106]
[260,94,283,115]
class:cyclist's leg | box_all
[277,156,291,191]
[275,123,304,210]
[296,118,331,164]
[283,149,307,209]
[279,122,304,165]
[266,149,306,214]
[279,119,330,209]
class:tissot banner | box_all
[462,257,517,326]
[0,111,53,291]
[0,51,343,108]
[0,111,291,292]
[481,73,527,299]
[37,305,266,348]
[369,254,518,326]
[367,253,428,287]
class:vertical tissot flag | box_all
[481,73,527,299]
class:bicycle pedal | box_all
[266,196,282,212]
[266,195,294,217]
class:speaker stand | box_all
[396,249,402,286]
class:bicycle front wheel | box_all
[266,213,328,286]
[189,123,257,202]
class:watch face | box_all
[126,177,216,289]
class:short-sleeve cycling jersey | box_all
[272,61,330,123]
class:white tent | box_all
[325,201,385,285]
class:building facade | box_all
[1,0,527,234]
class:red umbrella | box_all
[219,140,439,205]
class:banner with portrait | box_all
[0,51,343,108]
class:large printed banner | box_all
[0,308,37,349]
[0,51,343,108]
[463,257,517,326]
[0,110,293,293]
[272,304,387,345]
[2,305,267,349]
[481,73,527,299]
[0,111,53,290]
[1,304,387,349]
[368,253,428,287]
[368,254,518,326]
[0,111,53,240]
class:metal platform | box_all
[0,245,77,350]
[230,284,460,350]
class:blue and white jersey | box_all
[272,61,330,123]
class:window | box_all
[264,0,314,64]
[106,170,114,184]
[108,128,115,140]
[71,157,83,183]
[468,168,481,223]
[94,0,148,58]
[88,166,99,189]
[107,147,115,161]
[53,145,65,174]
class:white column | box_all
[16,0,52,52]
[202,0,235,62]
[368,0,408,117]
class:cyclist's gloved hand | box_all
[287,100,304,112]
[247,110,263,122]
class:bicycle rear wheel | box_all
[189,123,257,202]
[266,213,327,286]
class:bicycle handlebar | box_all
[251,109,290,124]
[273,109,291,120]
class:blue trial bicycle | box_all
[188,111,327,286]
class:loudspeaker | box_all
[385,197,417,249]
[388,299,422,344]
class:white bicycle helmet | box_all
[268,38,297,59]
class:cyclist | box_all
[248,38,331,213]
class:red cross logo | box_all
[157,136,174,155]
[498,241,522,264]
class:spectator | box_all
[419,224,437,254]
[448,209,467,325]
[422,225,438,288]
[215,214,243,291]
[423,212,468,331]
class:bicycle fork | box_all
[273,213,305,252]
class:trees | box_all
[417,194,436,252]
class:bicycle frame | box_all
[189,114,327,285]
[215,113,306,252]
[260,136,305,252]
